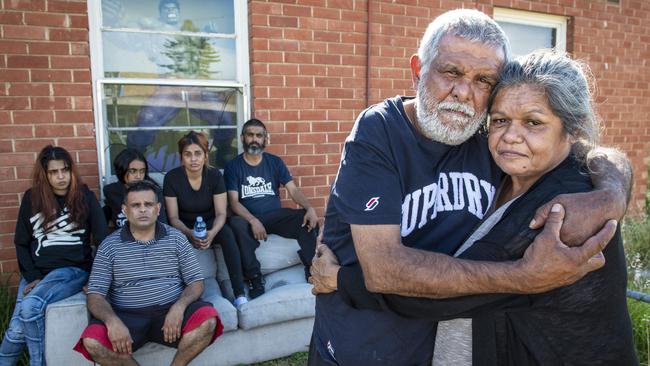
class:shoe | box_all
[234,295,248,309]
[249,275,265,299]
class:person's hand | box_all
[194,229,217,250]
[310,244,340,295]
[106,318,133,354]
[23,279,41,296]
[529,190,625,247]
[519,203,616,293]
[82,284,89,294]
[302,207,318,232]
[249,218,267,241]
[188,233,203,249]
[162,303,184,343]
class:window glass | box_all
[103,84,240,172]
[496,21,556,56]
[493,8,566,57]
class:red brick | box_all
[48,1,88,14]
[73,96,93,110]
[54,110,93,123]
[13,110,54,124]
[70,43,89,55]
[7,83,49,96]
[300,155,326,165]
[28,41,69,55]
[35,124,74,138]
[57,138,97,150]
[2,25,46,40]
[14,138,54,152]
[69,15,89,28]
[0,194,19,209]
[50,56,89,69]
[49,29,87,42]
[0,40,28,54]
[0,167,16,181]
[72,70,91,82]
[0,69,28,82]
[0,97,30,110]
[0,12,23,24]
[269,16,298,28]
[52,83,91,96]
[31,69,72,82]
[74,124,95,137]
[24,12,67,27]
[4,0,45,11]
[6,55,49,68]
[31,96,73,110]
[0,153,36,168]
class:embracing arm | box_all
[530,147,631,246]
[350,205,615,298]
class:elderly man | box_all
[225,118,318,298]
[74,180,222,366]
[309,9,631,366]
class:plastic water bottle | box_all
[193,216,207,240]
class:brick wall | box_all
[0,0,96,281]
[0,0,648,280]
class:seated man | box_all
[225,118,318,299]
[74,180,222,366]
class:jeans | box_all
[0,267,88,366]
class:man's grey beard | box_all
[415,83,487,145]
[245,143,264,155]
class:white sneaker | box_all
[234,296,248,309]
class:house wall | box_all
[0,0,648,280]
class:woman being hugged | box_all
[0,145,108,366]
[164,131,248,308]
[103,148,167,229]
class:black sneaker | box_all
[249,275,265,299]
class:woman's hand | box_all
[310,243,340,295]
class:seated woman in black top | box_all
[164,131,249,308]
[103,148,167,229]
[311,50,637,365]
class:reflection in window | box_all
[101,0,236,80]
[103,84,240,172]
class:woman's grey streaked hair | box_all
[490,49,600,163]
[418,9,512,75]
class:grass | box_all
[250,352,308,366]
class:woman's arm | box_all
[165,196,193,239]
[201,192,227,248]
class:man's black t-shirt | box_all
[314,96,502,365]
[162,166,226,230]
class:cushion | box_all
[256,235,302,275]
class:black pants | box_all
[308,333,338,366]
[213,223,246,297]
[228,208,317,279]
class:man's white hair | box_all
[418,9,511,76]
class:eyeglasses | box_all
[127,168,146,175]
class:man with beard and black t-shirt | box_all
[224,118,318,298]
[308,9,632,366]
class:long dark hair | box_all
[31,145,86,226]
[113,148,150,184]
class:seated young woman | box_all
[103,148,167,229]
[163,131,249,308]
[311,50,637,365]
[0,145,108,365]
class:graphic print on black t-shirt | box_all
[240,176,275,199]
[30,207,84,256]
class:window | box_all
[493,8,567,57]
[88,0,250,186]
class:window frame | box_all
[87,0,250,189]
[493,8,567,55]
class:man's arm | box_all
[353,205,616,298]
[227,190,267,240]
[162,280,204,343]
[284,181,318,231]
[87,293,134,354]
[530,147,632,246]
